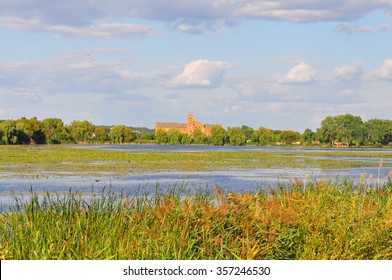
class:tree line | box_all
[0,117,153,145]
[0,114,391,147]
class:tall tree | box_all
[226,127,246,146]
[41,118,70,144]
[16,117,45,144]
[209,125,227,146]
[69,120,96,143]
[110,125,132,143]
[302,128,316,143]
[241,125,254,142]
[363,119,392,146]
[280,130,302,144]
[251,127,276,145]
[192,128,206,144]
[167,129,182,145]
[94,126,107,143]
[0,120,25,144]
[155,129,168,144]
[317,114,363,146]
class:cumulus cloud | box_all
[333,64,364,82]
[168,59,234,88]
[0,17,156,38]
[278,62,317,84]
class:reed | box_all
[1,178,391,260]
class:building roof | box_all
[155,122,187,129]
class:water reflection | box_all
[1,167,390,197]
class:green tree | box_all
[241,125,254,143]
[251,127,276,145]
[16,117,45,144]
[226,127,246,146]
[280,130,302,144]
[94,126,107,143]
[0,120,26,144]
[302,128,316,143]
[41,118,70,144]
[192,128,207,144]
[155,129,168,144]
[167,129,182,145]
[317,114,363,146]
[181,133,192,145]
[209,125,227,145]
[317,114,363,145]
[69,120,96,143]
[110,125,132,143]
[336,114,363,146]
[363,119,392,146]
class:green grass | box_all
[1,179,392,260]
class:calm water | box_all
[1,145,391,199]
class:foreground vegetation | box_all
[1,179,392,260]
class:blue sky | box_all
[0,1,391,132]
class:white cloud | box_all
[0,50,165,95]
[334,22,390,34]
[1,1,392,34]
[377,59,392,80]
[333,64,364,82]
[168,59,234,88]
[278,62,317,84]
[0,17,156,38]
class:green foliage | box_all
[167,129,182,145]
[226,127,246,146]
[16,117,46,144]
[192,128,207,144]
[241,125,254,141]
[155,129,168,144]
[41,118,70,144]
[209,125,227,145]
[0,114,391,147]
[0,120,29,144]
[69,120,96,143]
[363,119,392,146]
[317,114,363,146]
[302,128,315,143]
[251,127,276,145]
[280,130,302,144]
[110,125,132,144]
[180,133,192,145]
[94,126,107,143]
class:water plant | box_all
[1,178,391,260]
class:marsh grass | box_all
[0,145,391,177]
[1,179,392,260]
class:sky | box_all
[0,1,391,132]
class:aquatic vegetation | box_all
[0,145,391,178]
[1,179,391,260]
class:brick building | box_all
[155,114,221,136]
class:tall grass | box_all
[1,179,392,260]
